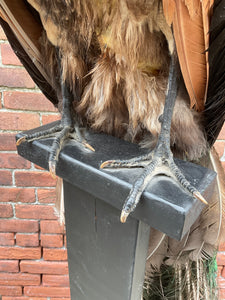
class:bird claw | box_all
[193,191,208,205]
[82,141,95,152]
[16,136,27,146]
[101,151,208,223]
[49,160,57,179]
[100,153,151,169]
[16,124,94,178]
[120,210,130,223]
[100,160,119,169]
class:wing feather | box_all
[163,0,213,111]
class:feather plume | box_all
[144,149,225,299]
[163,0,210,111]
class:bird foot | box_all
[101,145,207,223]
[17,123,94,178]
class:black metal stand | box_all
[16,121,216,299]
[64,181,149,299]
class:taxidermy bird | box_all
[1,0,225,298]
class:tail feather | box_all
[144,149,225,299]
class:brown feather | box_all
[163,0,210,111]
[201,0,214,100]
[173,0,207,110]
[162,0,176,26]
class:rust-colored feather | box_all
[162,0,176,26]
[163,0,213,111]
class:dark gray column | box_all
[64,181,150,300]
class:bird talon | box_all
[100,160,115,169]
[16,136,27,146]
[193,191,208,205]
[82,142,95,152]
[120,210,129,223]
[49,161,57,179]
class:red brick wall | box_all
[0,27,71,299]
[0,25,225,299]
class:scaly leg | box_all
[101,50,207,223]
[17,49,94,178]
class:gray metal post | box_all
[64,181,150,300]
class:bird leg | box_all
[101,51,207,223]
[17,50,94,178]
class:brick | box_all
[64,235,67,247]
[37,188,56,204]
[16,233,39,247]
[1,44,22,66]
[0,260,19,272]
[214,141,225,158]
[222,266,225,277]
[0,188,36,203]
[15,204,58,220]
[41,234,63,248]
[218,266,223,277]
[219,289,225,300]
[0,111,40,131]
[42,114,61,125]
[0,27,7,40]
[217,253,225,266]
[218,124,225,140]
[0,68,35,88]
[24,286,71,298]
[0,204,13,217]
[0,153,31,169]
[43,275,70,287]
[0,286,22,296]
[0,170,12,185]
[51,298,71,300]
[20,261,68,275]
[218,277,225,289]
[15,171,57,187]
[2,297,47,300]
[219,242,225,251]
[0,133,17,150]
[222,161,225,172]
[0,273,40,286]
[4,91,58,111]
[0,233,14,246]
[0,247,41,259]
[0,219,39,233]
[40,220,65,234]
[43,248,68,261]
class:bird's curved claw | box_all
[193,191,208,205]
[120,210,129,223]
[82,142,95,152]
[16,136,27,146]
[49,161,57,179]
[100,160,116,169]
[100,152,208,223]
